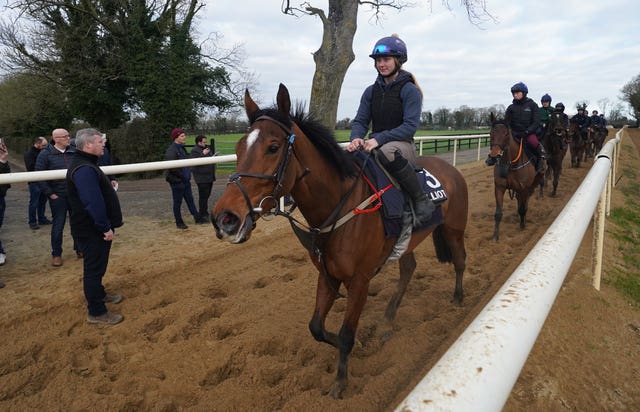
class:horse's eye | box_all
[267,144,279,154]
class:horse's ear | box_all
[244,89,259,119]
[276,83,291,116]
[490,112,496,124]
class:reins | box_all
[229,115,388,298]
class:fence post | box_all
[591,177,607,291]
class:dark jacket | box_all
[66,150,122,238]
[24,146,42,172]
[165,142,191,184]
[350,70,422,146]
[505,97,540,137]
[571,113,590,129]
[190,144,216,184]
[0,161,10,198]
[35,143,75,197]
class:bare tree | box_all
[281,0,494,128]
[597,97,611,116]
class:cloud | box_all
[201,0,640,119]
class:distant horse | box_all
[540,112,568,197]
[488,113,543,241]
[568,122,586,168]
[591,126,608,155]
[212,84,469,398]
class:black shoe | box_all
[485,155,497,166]
[195,217,209,224]
[29,224,40,230]
[176,222,188,230]
[39,219,52,225]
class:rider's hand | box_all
[347,138,365,152]
[362,138,379,152]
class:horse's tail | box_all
[432,225,452,263]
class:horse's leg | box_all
[308,274,340,348]
[552,165,560,197]
[493,186,504,241]
[328,275,370,399]
[517,192,528,230]
[439,226,466,305]
[384,251,416,322]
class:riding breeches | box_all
[525,133,541,149]
[378,140,418,164]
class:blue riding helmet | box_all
[370,35,408,64]
[541,94,552,103]
[510,82,528,94]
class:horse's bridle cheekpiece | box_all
[227,115,298,226]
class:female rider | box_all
[347,34,434,226]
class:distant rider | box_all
[487,82,546,173]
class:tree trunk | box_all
[308,0,358,130]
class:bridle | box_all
[226,115,301,226]
[490,123,530,170]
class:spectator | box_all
[0,138,11,276]
[24,136,52,230]
[190,135,216,223]
[66,128,124,325]
[165,128,200,229]
[35,128,75,266]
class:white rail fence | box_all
[395,128,623,411]
[0,134,488,184]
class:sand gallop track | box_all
[1,129,639,411]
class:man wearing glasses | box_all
[35,128,75,266]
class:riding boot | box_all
[536,144,547,173]
[382,151,435,226]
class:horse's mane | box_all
[249,106,357,180]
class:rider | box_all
[599,113,608,128]
[347,34,435,226]
[570,106,590,141]
[499,82,546,173]
[554,102,570,150]
[538,93,554,137]
[590,109,603,131]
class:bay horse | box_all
[212,84,468,398]
[590,126,608,155]
[488,113,543,241]
[540,112,568,197]
[568,122,586,168]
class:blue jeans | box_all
[28,182,48,225]
[75,234,112,316]
[169,181,198,224]
[49,195,70,257]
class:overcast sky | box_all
[199,0,640,120]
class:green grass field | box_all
[606,161,640,306]
[187,128,489,157]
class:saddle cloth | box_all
[351,152,446,238]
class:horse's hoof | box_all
[327,382,345,399]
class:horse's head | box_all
[488,112,511,159]
[212,84,301,243]
[549,112,565,137]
